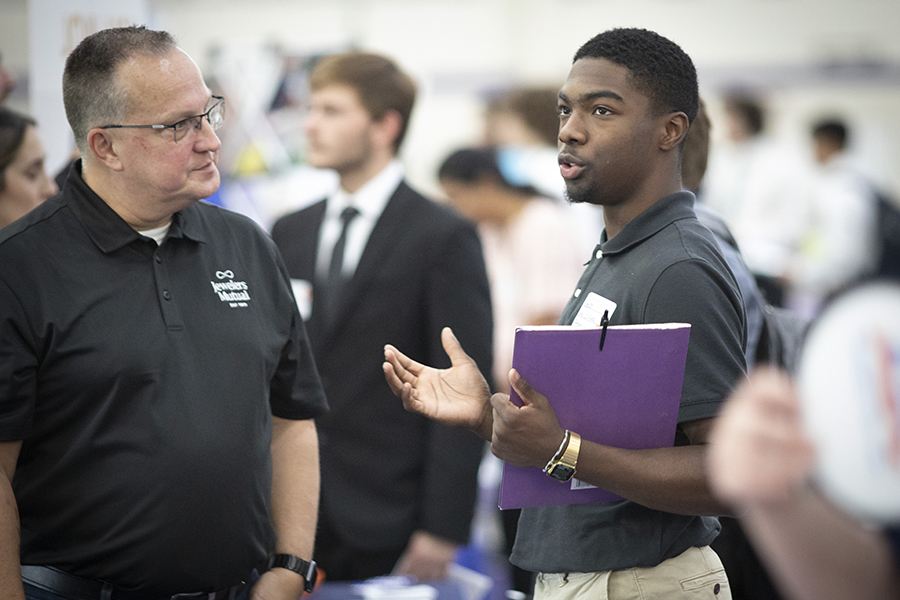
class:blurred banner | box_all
[28,0,149,175]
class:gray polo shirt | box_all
[511,192,746,574]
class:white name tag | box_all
[290,279,313,321]
[571,478,597,490]
[572,292,617,327]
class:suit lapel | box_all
[295,201,329,353]
[297,201,326,276]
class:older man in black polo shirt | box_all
[0,27,327,600]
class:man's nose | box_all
[195,117,222,152]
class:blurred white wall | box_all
[2,0,899,212]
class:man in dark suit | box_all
[271,52,493,583]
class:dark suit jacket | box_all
[271,181,493,552]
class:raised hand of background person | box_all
[392,530,458,582]
[708,367,816,508]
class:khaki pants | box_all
[534,546,731,600]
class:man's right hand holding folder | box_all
[384,326,731,516]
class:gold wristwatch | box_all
[545,431,581,482]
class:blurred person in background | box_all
[0,108,58,229]
[482,86,603,256]
[271,52,493,583]
[785,118,878,318]
[0,52,18,105]
[702,95,814,307]
[708,368,900,600]
[438,147,583,394]
[484,87,560,155]
[683,98,803,600]
[682,99,765,370]
[438,146,584,596]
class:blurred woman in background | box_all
[439,146,585,597]
[0,107,58,229]
[438,146,584,393]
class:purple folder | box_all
[498,324,691,509]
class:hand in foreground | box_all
[392,530,458,582]
[384,327,492,440]
[489,369,566,469]
[707,367,816,509]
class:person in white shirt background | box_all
[785,118,878,318]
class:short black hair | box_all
[812,118,848,149]
[573,28,698,123]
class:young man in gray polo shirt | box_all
[384,28,746,599]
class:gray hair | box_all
[63,26,176,155]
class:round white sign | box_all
[797,281,900,521]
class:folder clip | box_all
[599,310,609,351]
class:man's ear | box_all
[87,128,125,171]
[660,112,690,151]
[372,110,403,153]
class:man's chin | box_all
[304,151,332,171]
[564,185,592,205]
[193,172,221,200]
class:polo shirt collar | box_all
[64,160,207,253]
[168,205,207,244]
[599,191,696,256]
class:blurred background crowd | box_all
[2,1,899,598]
[4,1,900,254]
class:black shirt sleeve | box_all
[0,276,36,440]
[266,242,328,420]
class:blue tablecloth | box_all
[309,580,465,600]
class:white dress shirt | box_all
[316,160,404,279]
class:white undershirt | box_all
[139,222,172,245]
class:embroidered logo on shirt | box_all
[210,270,251,308]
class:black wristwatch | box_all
[268,553,318,593]
[545,431,582,482]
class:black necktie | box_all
[318,206,360,329]
[329,206,360,283]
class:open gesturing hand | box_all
[383,327,493,440]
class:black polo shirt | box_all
[512,192,747,574]
[0,164,328,595]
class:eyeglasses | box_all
[99,96,225,143]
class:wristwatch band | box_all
[546,431,581,482]
[268,553,318,593]
[543,430,571,473]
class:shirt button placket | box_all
[153,246,183,330]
